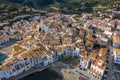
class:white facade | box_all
[80,59,89,70]
[113,50,120,64]
[113,43,120,48]
[0,55,54,79]
[101,38,108,43]
[103,31,113,36]
[62,48,79,57]
[89,60,106,80]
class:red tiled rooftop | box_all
[78,76,86,80]
[92,59,106,70]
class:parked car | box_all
[112,78,116,80]
[102,78,107,80]
[106,66,109,69]
[103,74,107,78]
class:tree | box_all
[68,24,72,27]
[8,4,19,12]
[56,78,65,80]
[62,56,80,67]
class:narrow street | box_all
[106,49,114,80]
[83,30,87,50]
[106,37,113,80]
[106,27,118,80]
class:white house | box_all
[113,48,120,65]
[103,30,113,37]
[80,55,90,70]
[113,34,120,48]
[89,59,106,80]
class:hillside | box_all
[0,0,120,13]
[0,0,119,7]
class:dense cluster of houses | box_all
[0,13,83,79]
[81,16,120,80]
[113,23,120,65]
[79,48,107,80]
[0,12,120,80]
[0,19,39,46]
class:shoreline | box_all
[46,68,64,79]
[19,62,65,80]
[11,62,81,80]
[51,62,88,80]
[48,68,63,79]
[49,62,80,80]
[19,68,63,80]
[19,62,79,80]
[0,53,7,64]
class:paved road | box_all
[70,15,77,22]
[106,50,114,80]
[106,38,115,80]
[106,27,119,80]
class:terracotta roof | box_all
[113,34,120,44]
[1,65,11,70]
[67,45,74,50]
[0,59,14,70]
[46,52,52,57]
[86,39,93,45]
[12,45,27,56]
[76,42,84,48]
[56,46,63,53]
[20,51,33,58]
[97,56,106,61]
[81,55,89,61]
[78,76,86,80]
[113,48,120,56]
[89,52,97,59]
[92,59,106,70]
[98,48,107,57]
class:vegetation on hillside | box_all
[62,55,80,67]
[1,0,120,9]
[0,3,35,22]
[0,0,120,14]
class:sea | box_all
[0,53,7,63]
[20,69,62,80]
